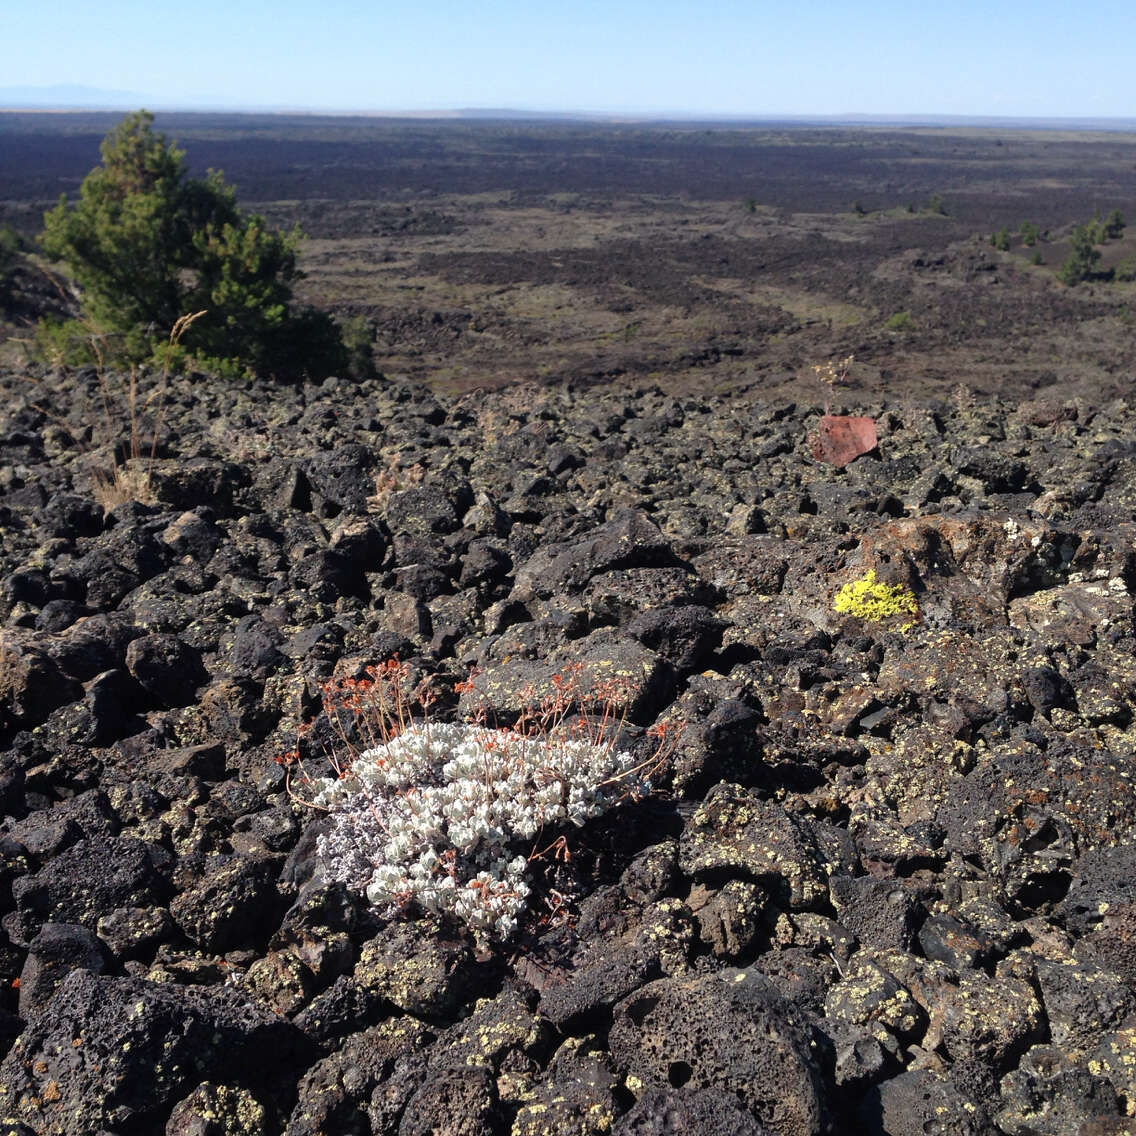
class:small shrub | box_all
[0,225,22,310]
[1059,224,1102,285]
[1019,221,1041,247]
[990,229,1011,252]
[834,569,919,628]
[1113,259,1136,283]
[884,311,916,333]
[1103,209,1126,241]
[32,315,100,369]
[1031,250,1044,266]
[284,660,678,943]
[928,194,946,216]
[366,453,425,514]
[338,314,378,380]
[811,353,854,413]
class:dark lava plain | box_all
[2,112,1136,400]
[1,115,1136,1135]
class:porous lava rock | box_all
[4,364,1136,1133]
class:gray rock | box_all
[614,1087,770,1135]
[168,853,284,953]
[125,632,206,706]
[0,968,314,1135]
[678,782,835,912]
[18,921,110,1018]
[609,970,827,1136]
[352,921,483,1018]
[858,1069,990,1136]
[6,836,171,947]
[303,444,378,513]
[165,1082,270,1136]
[285,1017,435,1136]
[829,875,920,952]
[511,509,677,602]
[997,1045,1123,1136]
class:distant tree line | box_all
[987,209,1132,285]
[1059,209,1129,285]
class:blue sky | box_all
[5,0,1135,118]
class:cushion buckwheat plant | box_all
[287,661,674,942]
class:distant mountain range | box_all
[2,86,1135,131]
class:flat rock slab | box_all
[461,631,675,725]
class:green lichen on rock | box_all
[834,569,919,627]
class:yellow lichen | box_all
[834,569,919,628]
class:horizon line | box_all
[3,102,1136,131]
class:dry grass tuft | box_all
[29,310,206,513]
[367,453,425,514]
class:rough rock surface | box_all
[2,364,1136,1133]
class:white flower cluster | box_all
[313,722,647,940]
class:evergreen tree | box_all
[1058,224,1102,286]
[41,111,345,379]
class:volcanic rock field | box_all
[1,363,1135,1135]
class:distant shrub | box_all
[1115,258,1136,283]
[1103,209,1126,241]
[0,225,22,311]
[884,310,916,332]
[40,110,347,381]
[928,194,947,215]
[990,229,1011,252]
[1019,221,1041,247]
[338,314,379,380]
[1031,250,1044,266]
[1059,224,1103,285]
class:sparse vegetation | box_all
[811,353,854,408]
[834,569,919,628]
[1019,220,1042,247]
[284,659,678,941]
[884,310,916,332]
[39,111,346,380]
[1102,209,1126,241]
[0,225,22,311]
[5,114,1135,401]
[28,311,205,512]
[1059,223,1104,285]
[990,229,1011,252]
[338,314,379,380]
